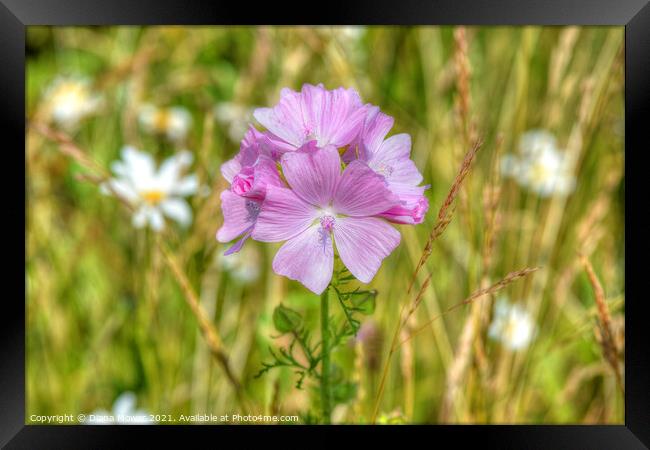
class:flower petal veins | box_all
[217,83,429,293]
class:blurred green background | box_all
[26,26,624,424]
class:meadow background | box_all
[26,26,624,424]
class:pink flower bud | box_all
[231,167,255,196]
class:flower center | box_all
[372,161,394,178]
[317,206,338,233]
[320,214,336,232]
[141,190,166,205]
[529,162,553,184]
[153,110,171,133]
[59,87,85,107]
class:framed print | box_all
[3,0,650,447]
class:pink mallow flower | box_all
[251,146,401,295]
[217,127,288,255]
[217,155,283,255]
[346,105,429,224]
[253,84,367,150]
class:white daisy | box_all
[501,130,576,198]
[87,392,153,425]
[101,146,198,231]
[138,104,192,142]
[214,102,255,142]
[43,76,102,130]
[488,298,536,351]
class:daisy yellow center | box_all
[55,84,88,108]
[502,320,519,341]
[141,190,166,205]
[529,162,552,184]
[153,110,171,133]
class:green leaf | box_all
[350,290,377,315]
[332,381,358,404]
[273,304,303,334]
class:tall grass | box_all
[26,25,624,424]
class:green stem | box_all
[320,286,331,424]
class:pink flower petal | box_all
[343,105,394,162]
[254,84,365,150]
[378,194,429,224]
[253,90,305,148]
[333,161,398,216]
[386,159,423,186]
[252,186,318,242]
[361,106,395,158]
[333,217,400,283]
[372,132,410,160]
[272,224,334,294]
[281,146,341,207]
[259,132,295,160]
[220,158,241,183]
[224,228,253,255]
[369,133,423,186]
[231,155,283,200]
[388,183,428,198]
[378,184,429,224]
[314,86,366,148]
[216,190,260,243]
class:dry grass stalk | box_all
[180,111,226,261]
[373,138,482,423]
[31,122,140,214]
[371,276,428,423]
[481,134,505,273]
[352,341,366,419]
[31,122,109,177]
[408,139,482,294]
[440,307,477,422]
[399,318,416,419]
[372,267,537,423]
[453,26,475,145]
[159,243,243,395]
[32,122,245,401]
[548,27,580,98]
[405,267,540,346]
[404,275,432,323]
[441,176,502,422]
[579,254,623,395]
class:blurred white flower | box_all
[43,76,102,130]
[214,102,254,142]
[87,392,153,425]
[217,243,261,284]
[320,26,367,64]
[337,26,367,43]
[101,146,198,231]
[139,104,192,142]
[488,298,536,351]
[321,26,367,45]
[501,130,576,198]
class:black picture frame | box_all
[3,0,649,447]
